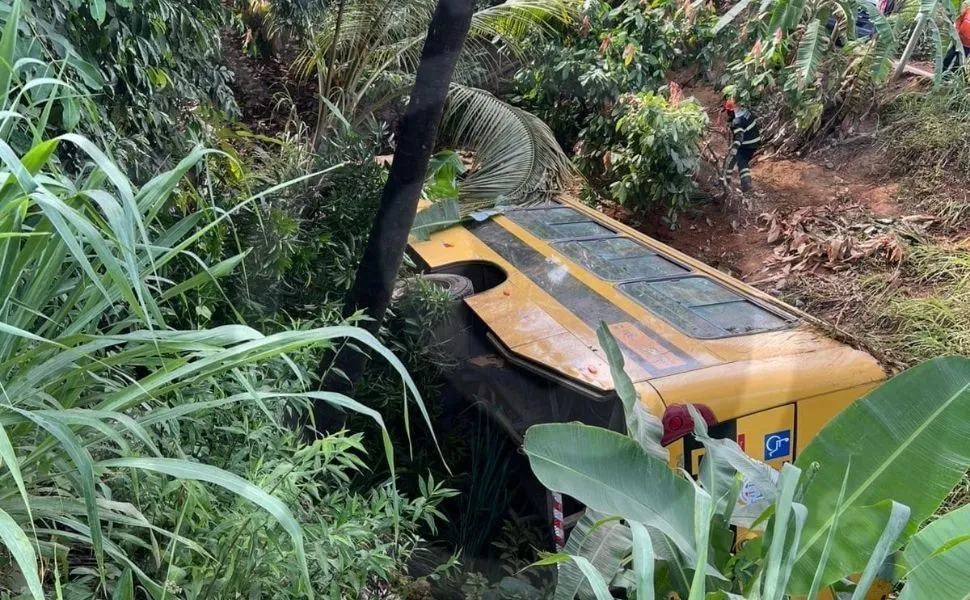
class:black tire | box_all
[422,273,475,299]
[392,273,475,302]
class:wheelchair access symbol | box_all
[764,430,791,460]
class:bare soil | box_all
[603,79,966,371]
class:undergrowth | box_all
[882,244,970,362]
[882,82,970,178]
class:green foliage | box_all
[712,0,960,150]
[790,356,970,592]
[513,0,715,150]
[0,7,455,594]
[882,83,970,177]
[189,113,388,317]
[581,92,708,217]
[25,0,236,170]
[555,511,631,600]
[133,420,456,600]
[898,503,970,599]
[523,325,970,599]
[511,0,714,216]
[879,242,970,361]
[290,0,575,205]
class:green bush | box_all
[577,91,708,216]
[512,0,714,151]
[0,8,456,597]
[200,121,388,318]
[511,0,714,216]
[26,0,236,171]
[130,408,457,600]
[524,325,970,598]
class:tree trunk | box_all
[309,0,474,436]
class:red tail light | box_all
[661,404,717,445]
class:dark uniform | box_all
[725,108,760,192]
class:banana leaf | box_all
[789,356,970,594]
[898,503,970,599]
[524,423,699,564]
[556,509,631,600]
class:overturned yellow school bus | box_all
[408,197,885,477]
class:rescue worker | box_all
[722,98,760,193]
[943,3,970,72]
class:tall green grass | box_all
[884,244,970,361]
[0,1,433,596]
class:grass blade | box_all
[849,501,910,600]
[629,520,655,600]
[0,0,21,106]
[12,408,104,578]
[0,505,43,600]
[807,460,852,599]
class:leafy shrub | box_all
[513,0,715,151]
[134,410,457,600]
[711,0,938,152]
[27,0,236,171]
[167,110,389,321]
[524,325,970,598]
[511,0,714,216]
[0,11,453,598]
[577,91,708,216]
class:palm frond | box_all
[470,0,576,47]
[441,85,574,214]
[795,19,826,86]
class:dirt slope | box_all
[603,80,963,371]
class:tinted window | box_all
[555,237,687,281]
[506,207,613,240]
[619,277,794,338]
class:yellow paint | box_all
[667,438,685,472]
[737,404,795,465]
[691,448,706,475]
[796,383,880,454]
[409,198,884,427]
[685,404,794,480]
[635,381,667,421]
[409,200,890,593]
[409,199,898,596]
[648,349,883,426]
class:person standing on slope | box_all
[944,3,970,72]
[722,98,760,193]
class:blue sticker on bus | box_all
[764,430,791,460]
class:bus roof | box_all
[408,198,884,413]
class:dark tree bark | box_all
[309,0,475,436]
